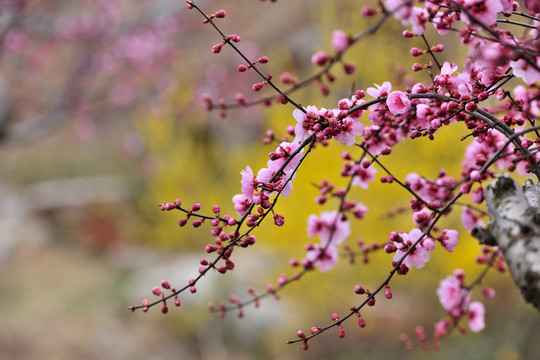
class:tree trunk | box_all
[472,175,540,311]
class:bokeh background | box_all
[0,0,539,359]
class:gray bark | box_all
[472,175,540,311]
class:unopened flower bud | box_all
[192,220,202,228]
[214,10,227,18]
[354,285,365,294]
[384,285,393,299]
[152,287,162,296]
[403,30,414,37]
[410,47,423,57]
[361,6,377,16]
[465,101,477,112]
[211,43,223,54]
[343,63,356,75]
[273,214,285,226]
[432,44,444,52]
[412,63,424,72]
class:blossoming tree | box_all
[129,0,540,352]
[0,0,189,144]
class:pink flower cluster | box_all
[303,211,351,272]
[385,0,429,35]
[437,270,486,332]
[386,227,459,270]
[405,172,457,204]
[233,141,304,216]
[293,101,364,146]
[461,206,485,231]
[341,161,377,189]
[389,228,432,269]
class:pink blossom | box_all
[305,244,339,272]
[478,69,497,86]
[423,237,435,251]
[415,104,432,128]
[293,109,310,143]
[405,172,456,203]
[353,203,368,219]
[307,211,351,245]
[437,274,469,316]
[471,186,484,204]
[441,62,458,76]
[331,30,349,53]
[513,85,540,117]
[409,7,429,35]
[499,0,513,15]
[386,91,411,115]
[406,172,423,191]
[474,40,513,69]
[366,82,392,124]
[461,0,503,28]
[338,98,352,110]
[293,106,320,143]
[366,81,392,98]
[462,130,509,173]
[455,58,478,96]
[333,117,364,146]
[413,208,431,227]
[240,166,255,199]
[517,153,540,175]
[392,228,431,269]
[386,0,412,24]
[467,301,485,332]
[510,58,540,84]
[385,1,428,34]
[232,194,251,216]
[440,229,459,252]
[256,165,295,198]
[311,50,331,66]
[524,0,540,13]
[432,11,452,35]
[461,206,485,231]
[435,62,459,89]
[270,141,303,172]
[411,82,428,94]
[434,320,449,337]
[350,164,377,189]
